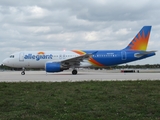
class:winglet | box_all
[124,26,152,51]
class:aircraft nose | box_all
[2,59,9,66]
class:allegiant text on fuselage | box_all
[24,54,53,61]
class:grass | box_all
[0,81,160,120]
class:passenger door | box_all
[121,51,127,60]
[19,52,24,61]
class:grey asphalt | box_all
[0,70,160,82]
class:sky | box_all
[0,0,160,65]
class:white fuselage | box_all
[3,51,92,68]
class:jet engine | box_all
[45,62,68,72]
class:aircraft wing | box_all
[60,53,92,67]
[134,51,157,58]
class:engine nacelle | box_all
[45,62,63,72]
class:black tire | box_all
[72,70,77,75]
[21,71,25,75]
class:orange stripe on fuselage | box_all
[72,50,104,67]
[88,57,104,67]
[72,50,86,55]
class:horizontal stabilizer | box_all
[134,51,156,58]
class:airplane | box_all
[2,26,156,75]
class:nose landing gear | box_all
[21,67,25,75]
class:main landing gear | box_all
[72,69,77,75]
[21,67,25,75]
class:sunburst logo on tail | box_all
[125,26,151,51]
[129,31,150,51]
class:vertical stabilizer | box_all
[124,26,151,51]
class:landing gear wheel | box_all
[21,71,25,75]
[21,67,25,75]
[72,70,77,75]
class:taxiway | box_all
[0,70,160,82]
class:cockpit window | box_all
[10,55,14,58]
